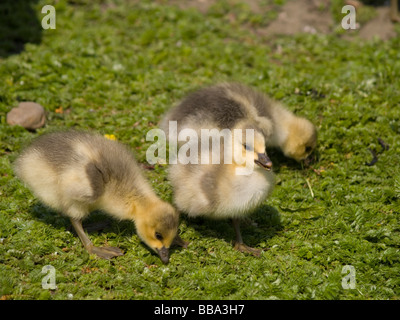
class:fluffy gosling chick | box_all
[265,99,317,162]
[14,131,183,263]
[162,83,317,162]
[167,121,274,256]
[213,82,317,161]
[160,82,273,141]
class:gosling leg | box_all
[70,218,124,259]
[232,218,261,257]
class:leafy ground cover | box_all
[0,0,399,300]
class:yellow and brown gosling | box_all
[14,130,186,263]
[167,125,274,255]
[161,82,317,162]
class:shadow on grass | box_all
[29,202,187,262]
[29,202,114,233]
[182,204,283,250]
[0,0,42,58]
[268,146,321,174]
[29,201,282,260]
[268,147,301,171]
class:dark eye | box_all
[243,144,252,151]
[155,232,163,241]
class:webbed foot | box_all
[233,241,262,257]
[88,245,124,259]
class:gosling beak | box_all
[156,246,170,264]
[254,153,273,170]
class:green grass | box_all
[0,0,399,300]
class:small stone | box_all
[6,102,46,130]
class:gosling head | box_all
[135,201,179,264]
[282,117,317,162]
[235,123,273,171]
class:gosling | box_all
[14,130,184,263]
[162,82,317,162]
[162,112,274,256]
